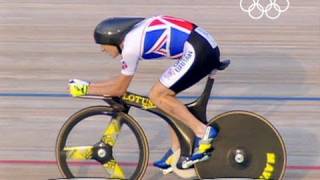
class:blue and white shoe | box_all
[181,126,218,169]
[153,148,174,174]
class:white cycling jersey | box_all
[120,15,219,93]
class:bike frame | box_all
[102,77,215,158]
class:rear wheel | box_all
[195,110,287,179]
[55,106,149,179]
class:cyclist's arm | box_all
[88,30,140,97]
[88,74,133,97]
[88,50,138,97]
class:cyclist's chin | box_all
[105,52,118,58]
[112,54,121,59]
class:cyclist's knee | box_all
[149,88,162,104]
[149,83,175,105]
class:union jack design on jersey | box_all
[142,16,195,59]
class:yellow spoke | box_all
[63,146,93,160]
[102,117,122,146]
[103,159,126,179]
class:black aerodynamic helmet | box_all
[94,17,145,52]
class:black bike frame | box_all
[103,77,215,158]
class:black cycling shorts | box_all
[160,27,221,94]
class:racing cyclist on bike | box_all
[69,15,223,172]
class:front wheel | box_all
[55,106,149,180]
[195,110,287,180]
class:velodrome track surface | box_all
[0,0,319,179]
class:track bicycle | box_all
[55,60,287,179]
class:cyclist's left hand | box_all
[68,79,90,97]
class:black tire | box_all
[55,106,149,180]
[195,110,287,179]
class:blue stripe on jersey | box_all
[170,27,189,56]
[143,29,166,59]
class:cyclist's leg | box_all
[150,28,221,169]
[149,82,206,137]
[170,127,180,151]
[149,82,206,173]
[150,76,217,170]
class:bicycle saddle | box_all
[217,59,231,71]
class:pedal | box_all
[171,150,197,179]
[161,167,173,175]
[182,153,211,169]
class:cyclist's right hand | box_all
[68,79,90,97]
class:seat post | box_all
[186,59,230,124]
[198,77,215,111]
[187,77,214,124]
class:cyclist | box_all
[69,15,222,172]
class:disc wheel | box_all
[195,110,287,180]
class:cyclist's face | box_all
[101,45,119,58]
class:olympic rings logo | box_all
[240,0,290,20]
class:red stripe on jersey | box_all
[162,16,194,30]
[154,35,167,51]
[149,19,165,26]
